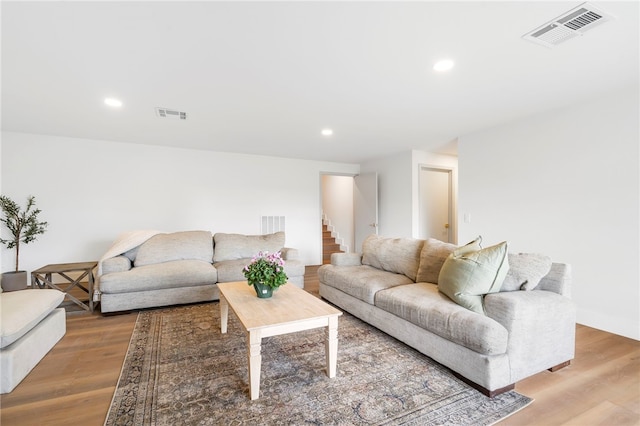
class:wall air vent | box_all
[155,107,187,120]
[261,216,285,234]
[522,2,614,48]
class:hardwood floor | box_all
[1,266,638,425]
[0,310,136,425]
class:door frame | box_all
[319,172,357,265]
[418,164,457,244]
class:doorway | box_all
[418,165,454,243]
[320,172,378,257]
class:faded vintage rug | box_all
[105,302,532,425]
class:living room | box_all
[1,1,638,425]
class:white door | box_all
[419,166,452,242]
[354,173,378,252]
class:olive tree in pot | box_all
[0,195,48,291]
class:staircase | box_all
[322,223,344,264]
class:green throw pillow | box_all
[438,238,509,315]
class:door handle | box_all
[369,223,378,228]
[444,224,450,229]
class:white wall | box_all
[361,151,413,238]
[458,88,639,340]
[361,150,459,241]
[321,174,354,252]
[0,135,3,275]
[0,132,359,273]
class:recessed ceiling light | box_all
[321,129,334,136]
[104,98,123,107]
[433,60,454,72]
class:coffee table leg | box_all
[248,330,262,400]
[326,316,339,378]
[220,296,229,333]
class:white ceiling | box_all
[2,1,638,163]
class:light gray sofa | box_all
[97,230,304,313]
[0,288,66,393]
[318,235,576,397]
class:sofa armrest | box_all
[484,290,576,381]
[331,252,362,266]
[101,256,132,275]
[485,290,574,331]
[280,247,299,261]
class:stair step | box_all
[322,221,344,264]
[324,244,341,251]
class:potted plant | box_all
[0,195,48,291]
[243,251,288,298]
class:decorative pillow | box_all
[361,234,424,281]
[455,236,483,255]
[438,238,509,315]
[500,253,552,291]
[415,238,458,283]
[213,232,285,262]
[135,231,213,267]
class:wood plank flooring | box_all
[1,266,638,425]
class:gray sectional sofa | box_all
[97,230,304,313]
[318,234,576,397]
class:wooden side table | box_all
[31,261,98,312]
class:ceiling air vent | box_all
[155,107,187,120]
[522,2,614,48]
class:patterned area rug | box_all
[105,302,532,425]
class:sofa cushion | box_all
[99,260,217,294]
[438,239,509,314]
[415,238,458,284]
[375,283,509,355]
[213,232,285,263]
[215,259,253,283]
[215,258,306,283]
[318,264,413,305]
[329,252,363,267]
[101,256,132,275]
[501,253,552,291]
[134,231,213,267]
[0,289,64,348]
[361,235,424,281]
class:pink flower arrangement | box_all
[243,251,288,289]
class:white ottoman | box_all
[0,288,66,393]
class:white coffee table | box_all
[217,281,342,400]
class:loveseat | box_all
[318,234,576,396]
[0,288,66,393]
[97,230,304,313]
